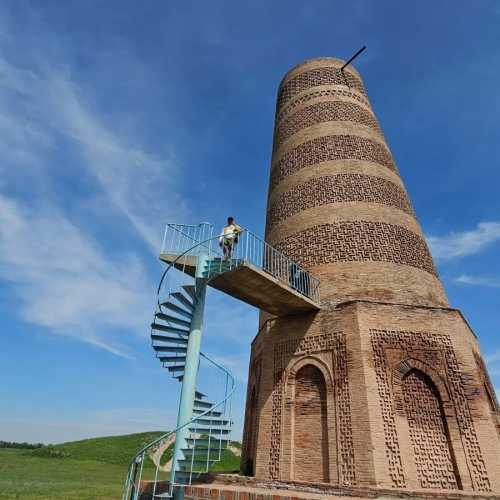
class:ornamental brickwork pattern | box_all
[273,222,436,276]
[274,101,381,150]
[276,88,371,124]
[269,332,355,486]
[402,370,460,489]
[270,135,396,192]
[370,329,491,491]
[267,174,414,231]
[278,66,366,109]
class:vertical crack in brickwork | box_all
[267,174,414,231]
[273,222,437,276]
[402,370,459,489]
[269,332,355,485]
[274,101,382,150]
[278,66,367,108]
[270,135,396,191]
[370,329,491,492]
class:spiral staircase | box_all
[122,223,321,500]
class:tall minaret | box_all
[241,58,500,495]
[266,57,447,307]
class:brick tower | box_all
[241,58,500,494]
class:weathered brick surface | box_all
[273,222,435,275]
[273,101,382,150]
[267,174,414,231]
[241,57,500,496]
[270,134,397,191]
[293,365,329,482]
[277,65,367,109]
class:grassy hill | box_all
[0,432,241,500]
[30,431,165,465]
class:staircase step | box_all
[177,459,211,467]
[151,334,188,344]
[151,323,190,336]
[171,292,195,311]
[194,418,230,426]
[162,301,193,319]
[182,285,196,300]
[155,346,187,354]
[155,313,191,328]
[153,338,188,348]
[194,399,213,409]
[182,447,224,455]
[158,356,186,363]
[193,409,222,417]
[188,427,231,435]
[167,365,185,374]
[185,438,229,447]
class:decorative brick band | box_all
[273,222,437,276]
[270,135,397,192]
[276,88,371,124]
[274,101,381,150]
[278,66,366,109]
[267,174,414,230]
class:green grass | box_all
[30,431,165,465]
[0,433,241,500]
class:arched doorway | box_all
[402,369,461,489]
[293,364,329,482]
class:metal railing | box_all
[122,354,235,500]
[160,223,320,303]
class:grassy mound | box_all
[0,433,241,499]
[30,431,165,465]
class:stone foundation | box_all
[185,474,500,499]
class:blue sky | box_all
[1,1,500,444]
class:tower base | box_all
[182,474,500,499]
[241,300,500,495]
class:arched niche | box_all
[284,357,334,483]
[399,367,461,490]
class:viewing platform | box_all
[159,223,321,316]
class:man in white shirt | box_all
[219,217,242,260]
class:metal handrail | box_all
[122,364,235,500]
[122,234,237,500]
[160,223,321,303]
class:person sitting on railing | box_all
[219,217,242,260]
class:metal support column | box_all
[171,254,209,500]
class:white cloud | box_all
[0,54,190,255]
[486,351,500,365]
[426,222,500,261]
[0,195,152,357]
[0,39,192,356]
[455,275,500,288]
